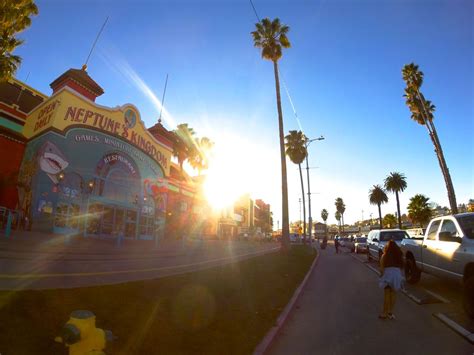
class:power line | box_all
[249,0,260,21]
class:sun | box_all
[203,134,258,210]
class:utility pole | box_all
[305,136,325,247]
[299,198,302,227]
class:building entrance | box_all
[85,201,138,239]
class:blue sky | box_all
[14,0,473,226]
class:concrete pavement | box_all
[267,243,474,355]
[0,231,280,290]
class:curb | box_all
[253,248,321,355]
[433,313,474,344]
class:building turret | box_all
[49,65,104,102]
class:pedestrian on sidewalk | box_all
[378,240,404,320]
[334,237,340,254]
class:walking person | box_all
[378,240,404,319]
[334,237,340,254]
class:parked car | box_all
[366,229,409,262]
[340,237,349,247]
[354,237,367,254]
[344,236,355,252]
[401,213,474,318]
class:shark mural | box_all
[37,141,69,184]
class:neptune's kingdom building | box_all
[19,67,173,240]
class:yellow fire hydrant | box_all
[55,310,115,355]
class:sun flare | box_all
[203,134,264,210]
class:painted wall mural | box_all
[19,127,167,237]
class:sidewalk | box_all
[267,243,473,355]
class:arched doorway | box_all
[85,151,142,239]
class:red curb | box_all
[253,248,321,355]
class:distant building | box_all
[314,222,326,238]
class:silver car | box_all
[366,229,409,261]
[354,237,367,254]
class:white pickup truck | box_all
[401,213,474,318]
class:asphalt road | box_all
[268,243,474,355]
[0,240,279,290]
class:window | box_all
[440,220,458,237]
[456,215,474,239]
[427,220,441,240]
[380,231,408,241]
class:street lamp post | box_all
[305,136,324,247]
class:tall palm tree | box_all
[285,130,308,237]
[252,18,291,248]
[335,211,341,233]
[369,185,388,229]
[335,198,346,232]
[407,194,432,228]
[384,172,407,229]
[402,63,457,214]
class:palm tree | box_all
[189,137,214,175]
[252,18,291,248]
[335,198,346,232]
[0,0,38,81]
[402,63,457,214]
[335,211,341,233]
[369,185,388,229]
[382,213,397,229]
[384,172,407,229]
[285,130,308,237]
[407,194,432,228]
[173,123,196,172]
[321,209,328,224]
[321,208,328,237]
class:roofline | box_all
[10,77,48,99]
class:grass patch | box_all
[0,245,315,355]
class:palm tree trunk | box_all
[273,60,290,249]
[416,90,458,214]
[378,203,382,229]
[395,191,402,229]
[428,120,458,213]
[341,214,345,232]
[298,163,306,237]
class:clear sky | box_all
[14,0,473,227]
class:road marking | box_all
[424,289,450,303]
[434,313,474,344]
[401,288,423,304]
[0,247,280,279]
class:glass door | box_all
[86,202,103,237]
[53,201,81,234]
[125,209,137,239]
[101,206,114,237]
[114,208,125,238]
